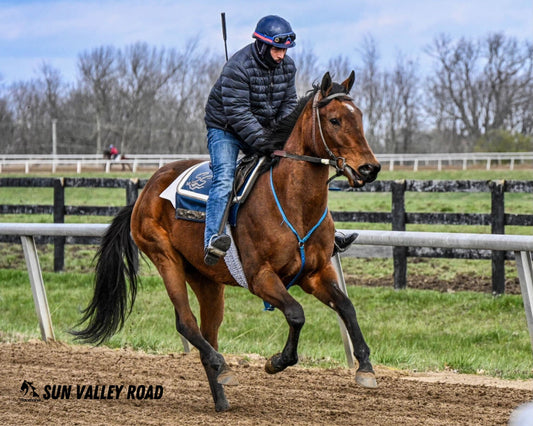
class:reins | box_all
[272,91,353,184]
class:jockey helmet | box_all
[253,15,296,48]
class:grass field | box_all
[1,267,532,380]
[1,167,532,379]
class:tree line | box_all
[0,32,531,155]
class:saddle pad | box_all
[159,162,212,222]
[159,157,266,224]
[159,161,208,209]
[224,225,249,289]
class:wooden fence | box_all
[1,177,532,293]
[330,179,533,293]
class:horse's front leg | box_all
[251,269,305,374]
[301,266,378,388]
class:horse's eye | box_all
[329,118,340,126]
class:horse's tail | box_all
[71,204,139,345]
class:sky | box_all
[0,0,531,86]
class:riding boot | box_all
[204,234,232,266]
[204,193,234,266]
[332,230,358,257]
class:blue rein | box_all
[264,166,328,311]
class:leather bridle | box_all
[272,90,355,183]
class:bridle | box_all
[272,90,355,184]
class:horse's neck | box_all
[272,130,330,222]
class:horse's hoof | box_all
[264,353,284,374]
[217,368,238,386]
[215,400,231,412]
[355,371,378,388]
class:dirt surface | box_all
[345,273,522,295]
[1,340,531,425]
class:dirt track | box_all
[1,341,531,425]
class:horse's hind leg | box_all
[188,277,237,410]
[173,305,232,412]
[138,239,233,411]
[165,271,234,412]
[302,267,378,388]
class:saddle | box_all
[162,155,266,225]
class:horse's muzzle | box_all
[358,163,381,183]
[345,163,381,187]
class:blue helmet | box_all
[252,15,296,48]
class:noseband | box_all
[272,91,354,183]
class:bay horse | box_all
[73,72,381,412]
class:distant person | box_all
[109,144,119,160]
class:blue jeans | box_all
[204,128,244,249]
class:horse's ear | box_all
[320,72,332,97]
[341,70,355,93]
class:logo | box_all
[18,380,163,401]
[20,380,40,401]
[185,171,212,190]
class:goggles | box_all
[254,31,296,46]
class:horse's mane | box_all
[265,80,349,150]
[265,86,319,150]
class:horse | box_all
[102,149,132,171]
[73,71,381,412]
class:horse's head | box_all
[312,71,381,187]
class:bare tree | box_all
[482,34,533,134]
[0,93,14,153]
[2,32,531,155]
[292,45,321,96]
[8,80,49,152]
[151,41,217,153]
[326,55,353,84]
[78,46,118,154]
[115,42,183,154]
[382,54,421,153]
[356,35,385,151]
[425,33,533,151]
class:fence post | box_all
[126,178,140,270]
[53,178,65,272]
[126,178,139,206]
[392,180,407,289]
[490,180,506,294]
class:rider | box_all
[203,15,355,266]
[109,144,119,159]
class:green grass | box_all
[1,168,532,379]
[1,268,531,379]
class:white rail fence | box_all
[0,223,532,367]
[1,152,532,173]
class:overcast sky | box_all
[0,0,531,85]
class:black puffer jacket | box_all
[204,43,297,153]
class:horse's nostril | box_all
[358,163,381,178]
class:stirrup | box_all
[204,234,232,266]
